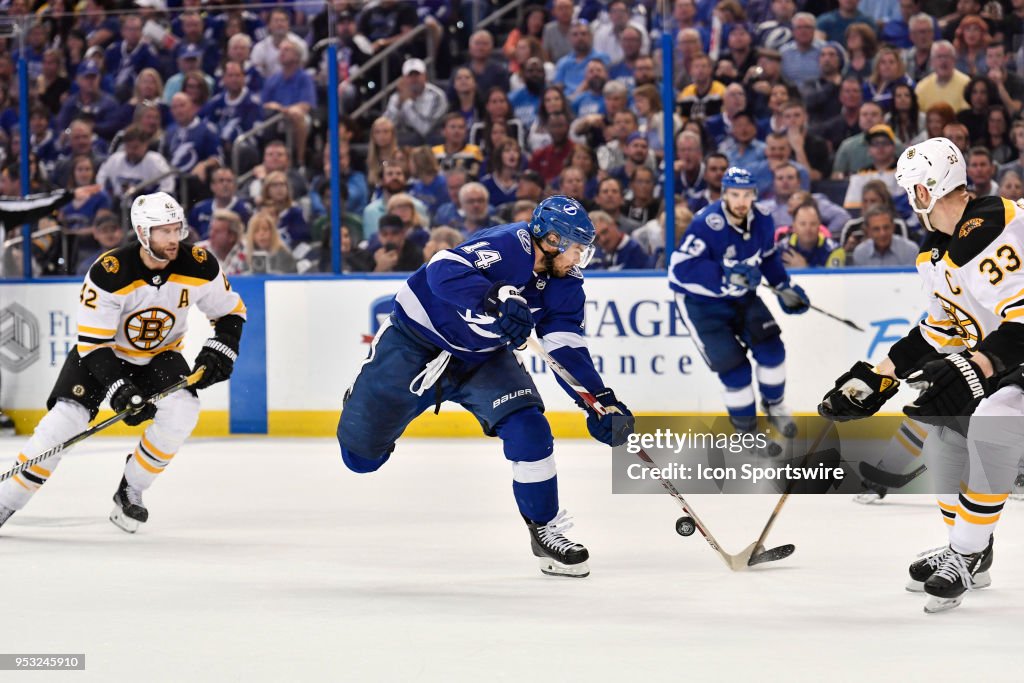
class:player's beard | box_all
[724,202,749,225]
[151,241,179,261]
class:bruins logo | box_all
[72,384,86,397]
[101,255,119,274]
[959,217,984,238]
[124,308,175,351]
[192,246,207,263]
[935,294,981,349]
[906,149,915,159]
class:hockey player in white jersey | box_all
[0,192,246,533]
[819,137,1024,612]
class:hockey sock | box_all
[950,485,1006,554]
[720,363,755,427]
[0,400,89,511]
[124,391,199,492]
[498,408,558,524]
[755,362,786,405]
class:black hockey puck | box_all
[675,516,696,537]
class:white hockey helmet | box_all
[130,192,188,261]
[894,137,966,219]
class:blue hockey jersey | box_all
[393,222,605,393]
[668,199,788,300]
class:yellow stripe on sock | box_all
[955,508,1002,525]
[894,432,922,457]
[134,450,163,474]
[12,474,30,491]
[959,483,1010,503]
[141,434,174,461]
[17,454,50,478]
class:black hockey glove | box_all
[582,388,635,447]
[483,282,534,349]
[193,338,238,390]
[903,354,989,423]
[775,283,809,315]
[818,361,900,422]
[107,378,156,426]
[997,364,1024,391]
[723,262,762,292]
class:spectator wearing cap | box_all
[589,210,651,270]
[915,41,970,113]
[369,213,425,273]
[677,54,725,123]
[198,209,248,275]
[163,44,216,105]
[74,210,125,276]
[189,167,252,240]
[56,62,121,140]
[543,0,576,63]
[175,11,221,77]
[104,15,162,102]
[815,0,874,44]
[251,8,309,79]
[777,202,845,269]
[200,61,263,148]
[832,102,898,178]
[843,124,902,209]
[800,42,846,123]
[850,205,919,267]
[261,38,317,167]
[779,13,822,87]
[715,22,757,85]
[554,21,610,95]
[718,110,765,170]
[902,12,937,81]
[384,58,448,147]
[528,111,574,185]
[432,113,484,179]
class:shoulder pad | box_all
[87,244,144,293]
[172,243,221,281]
[755,203,771,216]
[947,196,1008,266]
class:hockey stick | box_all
[0,366,205,484]
[744,421,835,566]
[859,461,928,489]
[524,337,791,571]
[763,285,865,332]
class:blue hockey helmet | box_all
[721,167,757,191]
[529,195,596,268]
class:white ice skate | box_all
[762,400,797,439]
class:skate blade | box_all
[906,579,925,593]
[538,557,589,578]
[924,595,964,614]
[109,506,140,534]
[853,492,884,505]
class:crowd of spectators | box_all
[3,0,1024,276]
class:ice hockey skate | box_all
[923,545,992,614]
[110,475,149,533]
[525,509,589,578]
[0,410,15,437]
[907,536,992,593]
[762,399,797,439]
[1011,458,1024,501]
[853,480,887,505]
[0,504,14,530]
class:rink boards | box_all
[0,269,923,436]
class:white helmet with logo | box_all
[130,192,188,261]
[894,137,966,227]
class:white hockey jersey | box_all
[916,196,1024,358]
[76,242,246,366]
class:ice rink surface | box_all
[0,436,1020,682]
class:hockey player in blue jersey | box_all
[337,196,635,578]
[668,167,809,442]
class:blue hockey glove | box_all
[723,262,762,291]
[583,388,635,447]
[483,282,534,349]
[775,283,809,315]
